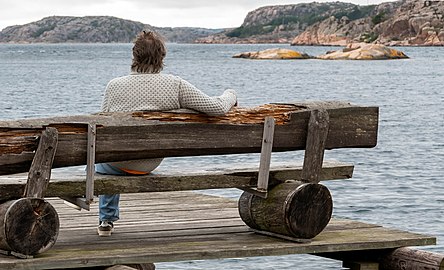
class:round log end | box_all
[1,198,59,255]
[238,191,259,230]
[238,182,332,239]
[286,183,333,238]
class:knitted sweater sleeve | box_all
[100,81,112,113]
[178,79,237,116]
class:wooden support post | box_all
[257,117,275,192]
[23,127,58,198]
[85,123,96,204]
[239,117,275,198]
[60,123,96,211]
[301,109,329,183]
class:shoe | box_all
[98,221,114,237]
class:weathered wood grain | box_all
[0,103,378,175]
[0,198,59,255]
[301,109,329,183]
[0,161,352,200]
[23,127,58,198]
[238,181,332,239]
[257,116,275,192]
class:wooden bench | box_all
[0,101,379,257]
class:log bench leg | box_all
[238,181,333,239]
[0,198,59,256]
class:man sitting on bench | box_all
[95,31,238,236]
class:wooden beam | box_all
[23,127,58,198]
[0,103,378,175]
[301,109,329,183]
[0,161,353,200]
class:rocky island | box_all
[0,16,222,43]
[316,43,409,60]
[233,48,312,59]
[232,43,407,60]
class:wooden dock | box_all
[0,191,435,270]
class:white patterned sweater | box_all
[101,72,237,173]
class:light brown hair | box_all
[131,31,166,73]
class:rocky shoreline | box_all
[197,0,444,46]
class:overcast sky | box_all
[0,0,389,31]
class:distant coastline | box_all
[1,1,443,46]
[0,16,224,44]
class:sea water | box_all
[0,43,443,269]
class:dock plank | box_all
[0,192,435,270]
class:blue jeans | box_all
[96,163,126,223]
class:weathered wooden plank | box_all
[1,226,433,270]
[0,103,378,175]
[55,225,249,246]
[301,109,329,183]
[257,116,275,192]
[0,161,353,200]
[45,224,435,254]
[23,127,58,198]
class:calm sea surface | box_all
[0,43,443,269]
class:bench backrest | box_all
[0,102,378,176]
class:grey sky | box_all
[0,0,388,31]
